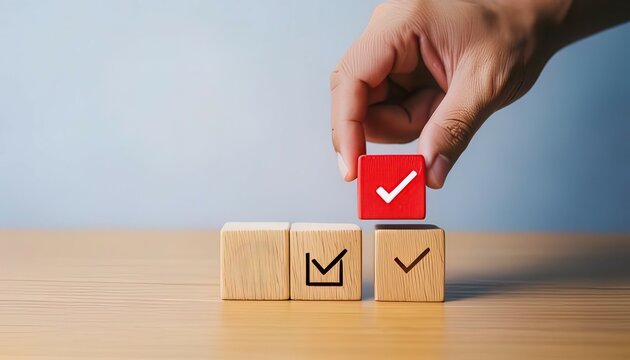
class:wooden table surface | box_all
[1,230,629,359]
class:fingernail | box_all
[429,154,452,189]
[337,152,348,180]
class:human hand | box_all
[331,0,570,188]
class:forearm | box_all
[559,0,630,47]
[533,0,630,51]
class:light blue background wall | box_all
[0,1,628,231]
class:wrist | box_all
[494,0,572,58]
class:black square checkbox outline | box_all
[305,249,348,286]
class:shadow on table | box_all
[447,234,630,301]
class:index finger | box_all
[330,34,396,181]
[331,71,368,181]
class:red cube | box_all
[358,154,426,220]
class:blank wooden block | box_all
[220,222,290,300]
[290,223,361,300]
[374,224,445,302]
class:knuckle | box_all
[467,46,528,108]
[435,116,475,151]
[469,51,503,100]
[372,3,390,17]
[329,69,341,92]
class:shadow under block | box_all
[290,223,362,300]
[220,222,290,300]
[374,225,445,302]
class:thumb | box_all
[417,68,490,189]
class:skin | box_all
[331,0,630,188]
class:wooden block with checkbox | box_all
[220,222,290,300]
[374,224,445,302]
[290,223,362,300]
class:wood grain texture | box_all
[220,222,289,300]
[290,223,361,300]
[375,225,445,302]
[1,230,629,359]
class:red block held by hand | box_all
[358,155,426,220]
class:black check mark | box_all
[394,248,430,274]
[312,249,348,275]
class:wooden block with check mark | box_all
[374,224,445,302]
[220,222,290,300]
[290,223,361,300]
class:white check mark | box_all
[376,170,418,204]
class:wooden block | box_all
[220,222,290,300]
[374,224,445,302]
[358,154,426,220]
[290,223,361,300]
